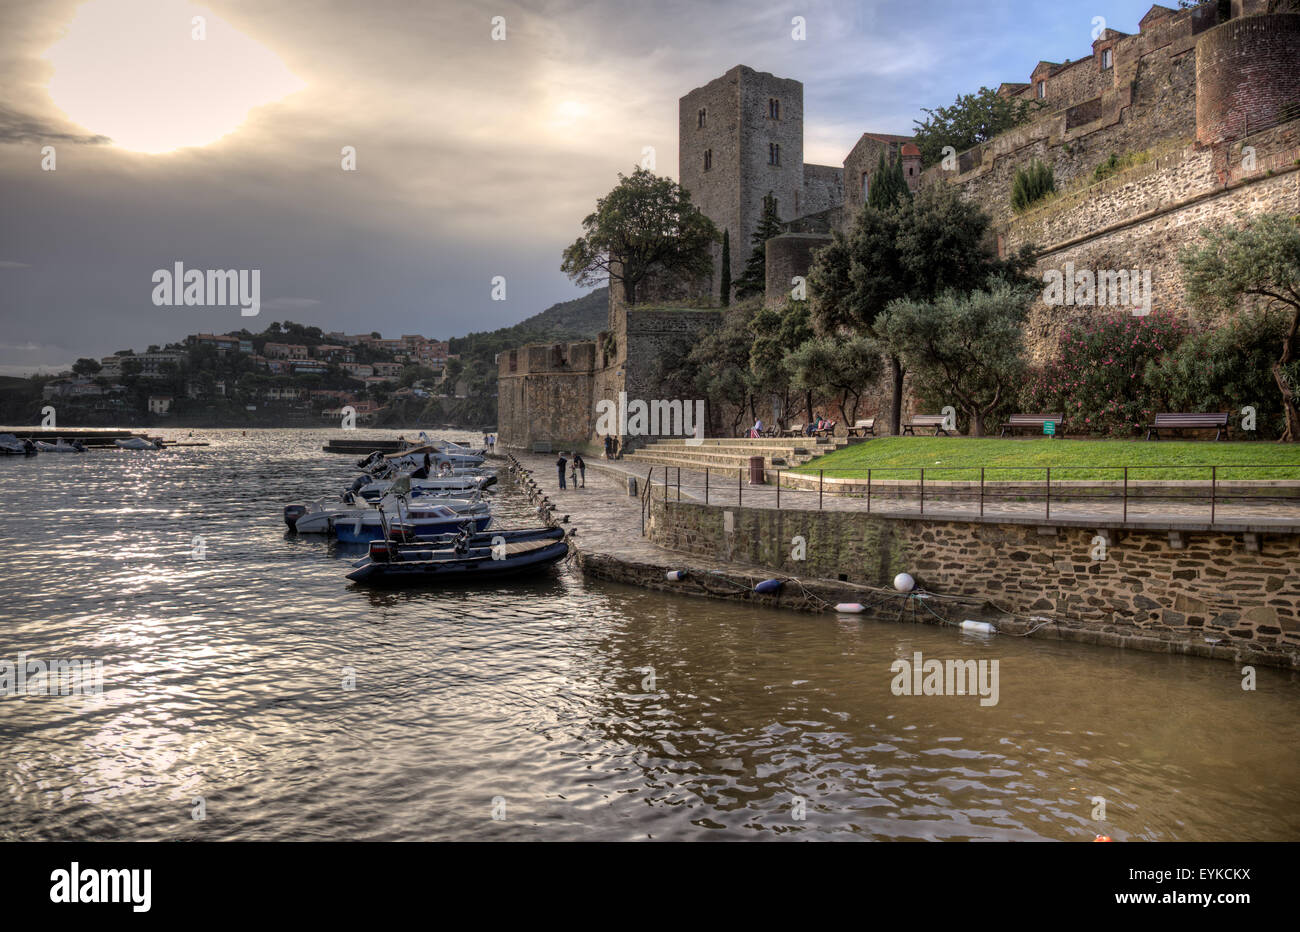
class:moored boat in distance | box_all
[0,434,37,455]
[115,437,162,450]
[34,438,87,453]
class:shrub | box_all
[1011,160,1056,212]
[1021,310,1190,436]
[1144,310,1289,438]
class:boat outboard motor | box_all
[283,504,308,529]
[23,439,37,455]
[349,476,369,494]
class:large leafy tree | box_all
[808,182,1036,433]
[749,299,814,428]
[561,167,718,305]
[1179,212,1300,441]
[876,283,1033,436]
[912,86,1044,169]
[785,333,884,427]
[734,194,785,299]
[688,303,759,434]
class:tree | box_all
[1179,212,1300,441]
[867,152,910,211]
[687,303,758,434]
[784,333,884,427]
[876,283,1033,436]
[734,194,784,299]
[720,229,731,307]
[912,86,1044,168]
[749,300,813,428]
[1011,159,1056,212]
[808,182,1036,433]
[71,357,101,376]
[561,166,718,305]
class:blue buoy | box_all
[754,578,783,594]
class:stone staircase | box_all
[623,436,851,478]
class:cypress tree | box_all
[720,228,731,306]
[734,194,784,299]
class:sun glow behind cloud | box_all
[43,0,304,153]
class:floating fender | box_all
[754,578,783,594]
[666,570,687,581]
[834,602,865,613]
[893,572,915,593]
[960,620,997,634]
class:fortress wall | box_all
[763,233,830,308]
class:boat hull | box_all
[347,537,568,585]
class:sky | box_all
[0,0,1164,375]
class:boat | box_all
[115,437,161,450]
[352,473,496,500]
[0,434,37,455]
[346,526,568,584]
[334,503,492,543]
[34,439,87,453]
[285,493,489,534]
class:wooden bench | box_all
[812,420,838,438]
[901,414,951,436]
[846,418,876,438]
[1000,413,1065,438]
[1145,412,1230,441]
[783,423,806,437]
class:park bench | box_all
[1145,412,1231,441]
[812,420,838,438]
[1000,413,1065,438]
[846,418,876,438]
[901,414,951,437]
[783,423,806,437]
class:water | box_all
[1,429,1297,841]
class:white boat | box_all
[285,493,489,534]
[34,439,87,453]
[115,437,161,450]
[353,473,496,499]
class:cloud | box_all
[260,297,321,311]
[0,105,110,144]
[0,260,32,269]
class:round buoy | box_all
[754,578,783,594]
[666,570,686,581]
[834,602,865,613]
[893,573,915,593]
[1094,835,1113,842]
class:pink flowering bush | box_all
[1022,310,1190,436]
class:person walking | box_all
[573,453,586,488]
[556,452,567,490]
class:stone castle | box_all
[498,0,1300,451]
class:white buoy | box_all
[834,602,865,613]
[666,570,687,581]
[893,573,915,593]
[960,620,996,634]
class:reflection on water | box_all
[0,429,1297,841]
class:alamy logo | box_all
[595,391,704,444]
[1042,261,1151,316]
[0,654,103,696]
[890,652,999,707]
[151,262,261,317]
[49,862,151,912]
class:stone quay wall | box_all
[647,498,1300,668]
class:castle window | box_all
[698,108,707,129]
[768,98,780,120]
[1037,80,1046,99]
[703,149,712,171]
[1101,48,1112,70]
[769,142,780,166]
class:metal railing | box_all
[648,463,1300,526]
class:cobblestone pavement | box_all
[512,453,1300,532]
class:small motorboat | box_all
[115,437,161,450]
[334,503,492,544]
[346,526,568,584]
[285,493,489,534]
[352,473,496,500]
[34,438,87,453]
[0,434,37,455]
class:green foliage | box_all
[1144,312,1289,438]
[1022,311,1190,436]
[866,152,911,211]
[71,357,101,376]
[784,332,884,425]
[876,283,1034,435]
[912,86,1044,169]
[749,300,813,426]
[1178,212,1300,439]
[1011,159,1056,212]
[733,194,784,299]
[561,166,718,304]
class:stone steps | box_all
[624,435,850,476]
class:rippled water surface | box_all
[1,428,1298,841]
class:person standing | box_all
[573,453,586,488]
[556,452,567,490]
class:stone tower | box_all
[679,66,809,295]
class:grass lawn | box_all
[791,437,1300,481]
